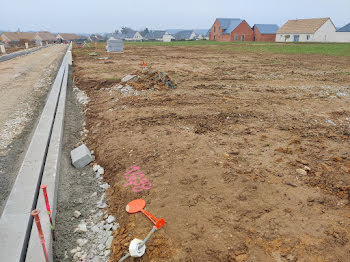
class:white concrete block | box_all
[0,45,6,54]
[71,144,92,168]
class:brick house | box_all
[252,24,279,42]
[209,18,254,42]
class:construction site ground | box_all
[71,42,350,261]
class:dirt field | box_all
[72,43,350,261]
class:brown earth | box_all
[73,43,350,262]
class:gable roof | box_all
[113,31,140,39]
[58,33,79,40]
[144,31,167,39]
[216,18,244,34]
[254,24,279,34]
[337,23,350,32]
[277,18,330,34]
[35,31,56,41]
[1,32,36,41]
[174,30,195,40]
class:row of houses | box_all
[0,31,82,44]
[111,30,208,42]
[209,17,350,43]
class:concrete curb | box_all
[0,45,49,62]
[25,61,69,262]
[0,43,71,262]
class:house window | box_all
[307,35,310,40]
[241,35,245,41]
[214,35,216,40]
[214,27,216,33]
[234,35,238,41]
[293,35,300,42]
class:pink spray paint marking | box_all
[123,166,152,192]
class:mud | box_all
[73,44,350,261]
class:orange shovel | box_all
[126,199,165,229]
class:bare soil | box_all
[73,44,350,262]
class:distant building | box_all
[34,32,56,42]
[174,30,197,40]
[144,31,175,42]
[0,32,36,42]
[331,23,350,42]
[56,33,80,42]
[113,31,143,41]
[209,18,254,42]
[88,34,104,42]
[252,24,279,42]
[276,18,336,42]
[144,30,167,41]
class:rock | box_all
[89,52,98,56]
[75,223,87,233]
[70,248,77,254]
[296,168,307,176]
[91,225,99,232]
[81,253,87,260]
[76,247,81,251]
[121,75,137,82]
[326,119,336,126]
[112,224,119,231]
[97,203,107,209]
[97,167,104,175]
[285,181,297,187]
[100,183,109,189]
[73,211,81,218]
[304,166,311,172]
[73,252,82,259]
[77,238,88,247]
[105,236,114,249]
[98,244,105,251]
[104,223,113,231]
[106,215,115,224]
[104,250,111,256]
[70,144,92,168]
[93,164,101,172]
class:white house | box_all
[330,23,350,42]
[114,31,143,41]
[162,32,175,42]
[174,30,197,40]
[276,18,336,42]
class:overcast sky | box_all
[2,0,350,33]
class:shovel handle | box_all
[141,209,165,229]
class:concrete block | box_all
[0,45,6,54]
[71,144,92,168]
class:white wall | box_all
[313,19,336,42]
[276,33,315,42]
[329,32,350,42]
[163,34,174,42]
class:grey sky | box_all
[2,0,350,33]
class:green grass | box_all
[125,40,350,56]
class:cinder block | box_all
[71,144,92,168]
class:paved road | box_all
[0,44,67,214]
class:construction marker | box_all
[31,209,49,262]
[142,60,146,67]
[40,185,57,239]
